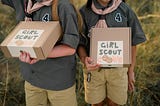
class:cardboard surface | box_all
[0,21,61,59]
[90,28,131,67]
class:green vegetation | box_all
[0,0,160,106]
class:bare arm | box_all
[78,45,100,71]
[19,44,76,64]
[77,46,88,64]
[48,44,76,58]
[128,46,136,92]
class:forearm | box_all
[128,46,136,91]
[48,44,76,58]
[77,45,88,64]
[128,46,137,72]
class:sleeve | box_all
[58,3,79,49]
[1,0,14,8]
[13,0,25,21]
[36,0,42,2]
[127,7,147,46]
[1,0,25,21]
[79,7,89,47]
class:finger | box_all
[30,59,37,64]
[128,84,131,91]
[89,64,99,69]
[23,51,27,57]
[85,57,92,66]
[85,57,90,64]
[85,57,100,71]
[30,59,39,64]
[131,82,135,91]
[25,53,31,63]
[85,57,88,65]
[19,51,26,62]
[86,57,95,65]
[21,51,28,62]
[128,83,132,92]
[128,82,134,92]
[19,51,23,61]
[87,64,100,71]
[132,79,135,83]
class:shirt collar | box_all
[93,0,113,9]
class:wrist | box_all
[128,67,134,72]
[79,56,86,63]
[25,12,32,18]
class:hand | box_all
[19,51,39,64]
[85,57,100,71]
[128,70,135,92]
[25,17,32,21]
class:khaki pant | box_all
[83,68,128,105]
[25,81,77,106]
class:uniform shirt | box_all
[2,0,80,90]
[80,0,146,55]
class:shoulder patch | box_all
[115,13,122,22]
[42,13,50,22]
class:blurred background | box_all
[0,0,160,106]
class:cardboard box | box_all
[0,21,61,59]
[90,28,131,67]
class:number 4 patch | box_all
[115,13,122,22]
[42,13,50,22]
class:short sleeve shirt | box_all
[2,0,80,90]
[80,0,146,55]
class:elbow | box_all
[64,44,76,55]
[70,48,76,55]
[63,44,76,55]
